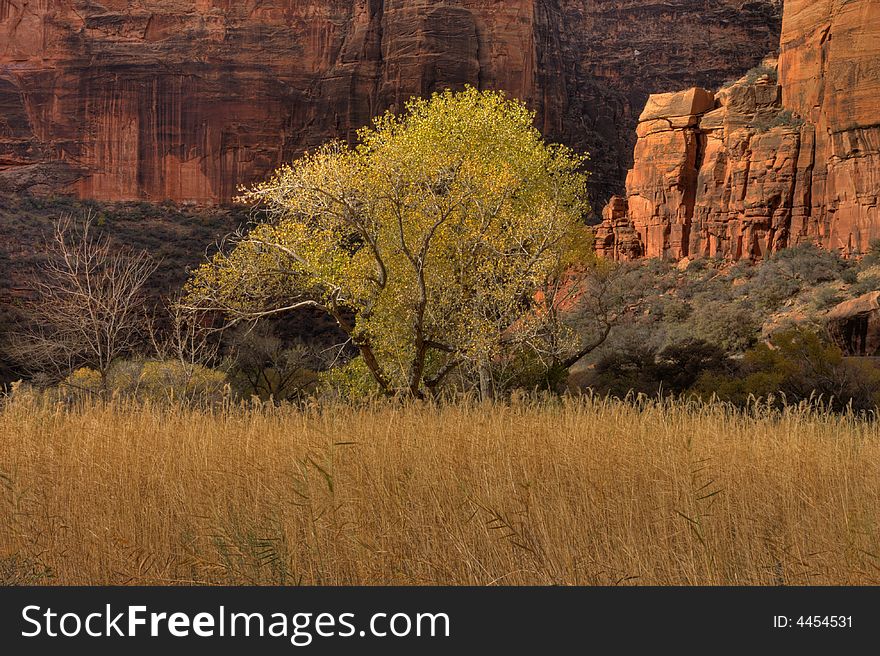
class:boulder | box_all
[827,292,880,356]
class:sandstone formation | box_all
[597,0,880,261]
[827,292,880,357]
[0,0,782,205]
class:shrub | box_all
[584,339,730,398]
[860,240,880,268]
[54,360,228,403]
[694,328,880,411]
[133,360,228,403]
[745,244,853,311]
[850,273,880,297]
[589,345,659,398]
[753,109,805,133]
[689,301,761,354]
[319,357,382,401]
[654,340,732,394]
[227,326,321,402]
[812,285,845,310]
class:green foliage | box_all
[318,357,381,401]
[586,339,731,398]
[694,329,880,411]
[187,87,591,397]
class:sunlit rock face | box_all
[596,0,880,261]
[0,0,782,205]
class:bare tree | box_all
[6,216,158,392]
[226,323,322,402]
[149,298,221,388]
[504,260,650,391]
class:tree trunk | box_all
[478,360,495,402]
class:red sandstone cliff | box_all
[0,0,782,205]
[597,0,880,260]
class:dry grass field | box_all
[1,393,879,586]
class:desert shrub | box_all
[688,301,762,353]
[860,240,880,268]
[745,244,853,310]
[753,109,805,133]
[585,339,731,398]
[811,285,845,310]
[650,295,692,323]
[850,273,880,297]
[721,63,777,89]
[694,328,880,411]
[744,64,778,85]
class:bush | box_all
[850,273,880,297]
[52,361,228,403]
[753,109,805,134]
[812,285,845,311]
[132,361,228,403]
[860,240,880,268]
[655,340,732,394]
[318,357,382,401]
[585,339,731,398]
[226,326,321,402]
[745,244,853,311]
[689,301,761,353]
[589,345,659,398]
[693,329,880,411]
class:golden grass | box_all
[1,394,879,586]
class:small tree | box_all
[187,88,595,398]
[227,324,320,401]
[149,298,221,390]
[7,216,157,391]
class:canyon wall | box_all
[0,0,782,205]
[597,0,880,260]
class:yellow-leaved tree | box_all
[186,87,602,398]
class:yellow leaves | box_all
[189,88,594,393]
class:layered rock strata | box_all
[597,0,880,260]
[0,0,782,205]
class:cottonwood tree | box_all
[7,217,158,391]
[186,88,598,398]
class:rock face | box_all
[597,0,880,261]
[827,292,880,357]
[0,0,782,205]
